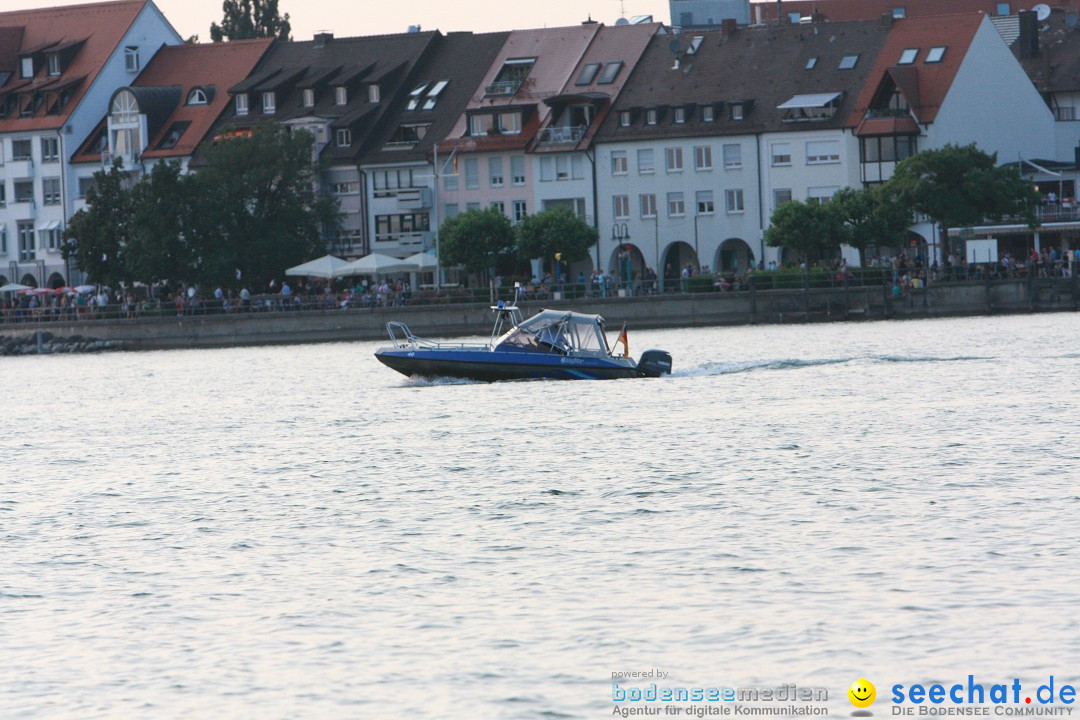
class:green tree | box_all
[187,124,337,288]
[210,0,291,42]
[126,161,197,285]
[765,199,845,263]
[887,143,1040,257]
[831,185,912,256]
[438,207,515,278]
[514,207,598,272]
[62,160,134,287]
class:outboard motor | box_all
[637,349,672,377]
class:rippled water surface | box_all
[3,313,1080,719]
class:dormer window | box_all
[498,111,521,134]
[618,110,631,127]
[336,86,348,105]
[730,103,745,120]
[47,54,60,77]
[486,58,535,96]
[646,109,657,125]
[235,93,249,115]
[187,88,208,105]
[20,57,33,79]
[367,85,379,103]
[303,89,315,108]
[336,128,351,147]
[469,113,494,136]
[673,107,686,124]
[262,91,276,114]
[892,7,906,18]
[702,105,715,122]
[898,48,918,65]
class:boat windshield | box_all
[497,311,609,354]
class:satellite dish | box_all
[615,17,630,25]
[1034,3,1051,21]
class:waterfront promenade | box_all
[1,273,1077,355]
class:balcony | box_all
[484,80,522,97]
[374,231,431,248]
[397,188,432,210]
[538,125,587,145]
[6,158,34,177]
[10,197,36,219]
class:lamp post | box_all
[693,212,701,272]
[654,215,660,292]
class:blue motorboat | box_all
[375,295,672,382]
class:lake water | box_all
[3,313,1080,719]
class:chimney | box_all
[777,0,783,26]
[1018,10,1039,58]
[722,18,738,36]
[314,31,333,48]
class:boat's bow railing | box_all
[385,321,435,349]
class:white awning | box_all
[777,92,843,109]
[40,220,61,231]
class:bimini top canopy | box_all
[495,309,609,354]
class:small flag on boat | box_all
[616,324,629,358]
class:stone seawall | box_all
[2,277,1077,354]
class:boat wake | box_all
[675,354,993,378]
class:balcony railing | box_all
[484,80,522,97]
[538,125,587,144]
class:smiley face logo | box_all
[848,679,876,709]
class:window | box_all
[336,87,348,105]
[489,157,503,188]
[125,46,139,72]
[422,80,448,110]
[613,194,630,219]
[618,111,631,127]
[42,178,61,205]
[336,129,351,147]
[407,84,427,111]
[498,112,521,135]
[489,58,535,95]
[20,57,33,79]
[443,173,458,191]
[0,184,5,207]
[491,200,505,214]
[466,202,481,211]
[444,203,460,219]
[694,145,712,171]
[469,114,494,136]
[572,155,585,180]
[805,57,818,70]
[235,93,248,115]
[47,54,60,76]
[898,48,918,65]
[673,107,686,124]
[464,158,479,189]
[687,36,704,55]
[513,200,528,223]
[18,221,34,261]
[539,157,554,182]
[637,148,654,174]
[611,151,628,175]
[374,212,430,240]
[12,139,32,160]
[702,105,715,122]
[839,54,859,70]
[996,3,1010,16]
[41,137,59,163]
[666,147,683,172]
[78,177,97,198]
[893,7,906,18]
[723,144,742,169]
[262,92,276,114]
[15,180,33,203]
[926,46,946,63]
[330,181,360,195]
[368,85,380,103]
[639,194,657,218]
[41,227,61,250]
[806,140,840,164]
[667,192,685,217]
[576,62,601,85]
[726,189,744,214]
[773,188,792,209]
[646,109,657,125]
[771,143,792,166]
[556,155,571,180]
[187,88,208,105]
[0,226,5,252]
[730,103,744,121]
[597,61,623,85]
[511,156,526,186]
[696,190,715,215]
[388,124,429,145]
[807,186,838,204]
[303,89,315,108]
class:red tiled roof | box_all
[751,0,1080,24]
[0,0,148,132]
[849,13,983,127]
[71,38,272,162]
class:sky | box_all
[4,0,678,40]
